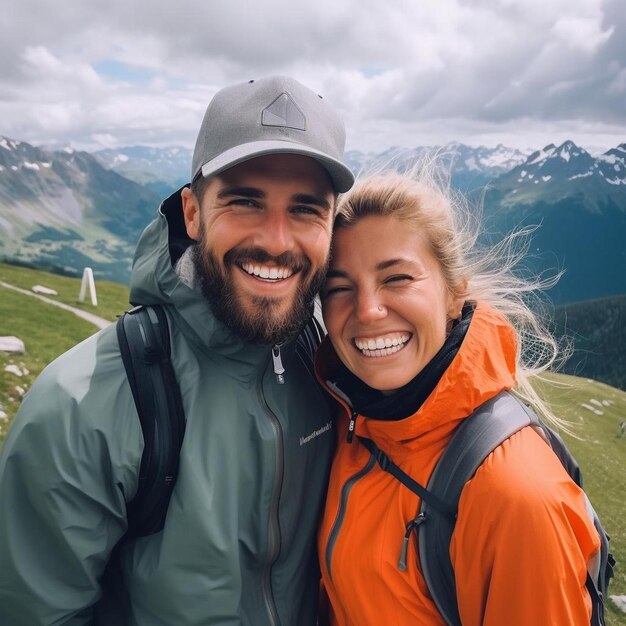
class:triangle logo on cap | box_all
[262,93,306,131]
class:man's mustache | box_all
[224,247,311,273]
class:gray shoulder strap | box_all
[418,391,537,626]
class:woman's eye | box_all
[385,274,412,284]
[323,285,350,297]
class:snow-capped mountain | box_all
[91,142,528,194]
[0,137,160,281]
[2,134,624,300]
[488,140,626,210]
[483,140,626,303]
[94,145,192,195]
[344,143,529,191]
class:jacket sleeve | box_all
[451,428,600,626]
[0,339,142,626]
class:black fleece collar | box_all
[330,303,475,421]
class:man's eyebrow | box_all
[293,193,332,211]
[217,186,266,199]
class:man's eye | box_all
[292,205,321,216]
[231,199,259,208]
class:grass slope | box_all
[1,261,130,321]
[0,263,130,440]
[0,264,625,622]
[537,373,626,624]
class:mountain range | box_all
[93,145,191,197]
[0,135,624,302]
[0,137,160,282]
[482,141,626,303]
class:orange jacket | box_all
[316,302,600,626]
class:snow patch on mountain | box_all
[528,145,557,165]
[570,171,593,180]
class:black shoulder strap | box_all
[297,308,325,358]
[357,437,457,521]
[295,307,326,380]
[116,304,186,539]
[417,391,535,626]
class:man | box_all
[0,76,354,625]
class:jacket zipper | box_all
[325,454,376,581]
[257,352,285,626]
[398,512,426,571]
[272,344,285,384]
[347,411,358,443]
[323,380,358,444]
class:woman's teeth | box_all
[354,333,411,357]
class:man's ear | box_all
[181,187,200,240]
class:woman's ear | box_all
[181,187,201,240]
[447,277,468,319]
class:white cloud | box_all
[0,0,623,153]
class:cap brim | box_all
[199,140,355,193]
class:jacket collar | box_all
[315,301,517,451]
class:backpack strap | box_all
[417,391,535,626]
[355,390,613,626]
[296,307,326,375]
[357,437,456,521]
[116,304,186,539]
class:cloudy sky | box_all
[1,0,624,155]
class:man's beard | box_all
[191,240,327,345]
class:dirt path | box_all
[0,281,111,329]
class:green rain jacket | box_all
[0,191,335,626]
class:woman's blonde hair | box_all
[334,157,569,431]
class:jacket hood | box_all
[316,301,517,452]
[128,188,278,367]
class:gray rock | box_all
[611,595,626,613]
[32,284,58,296]
[0,336,25,354]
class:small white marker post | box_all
[78,267,98,306]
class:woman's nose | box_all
[355,294,387,324]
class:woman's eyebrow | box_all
[375,258,405,271]
[327,259,410,276]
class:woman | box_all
[315,168,601,625]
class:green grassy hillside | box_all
[536,373,626,624]
[0,264,625,622]
[0,262,130,441]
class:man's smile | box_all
[240,262,296,281]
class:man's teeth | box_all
[354,333,411,357]
[241,263,294,280]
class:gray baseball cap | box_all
[191,75,354,193]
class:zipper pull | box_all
[347,411,358,443]
[272,345,285,384]
[398,513,427,571]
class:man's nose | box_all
[254,210,295,256]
